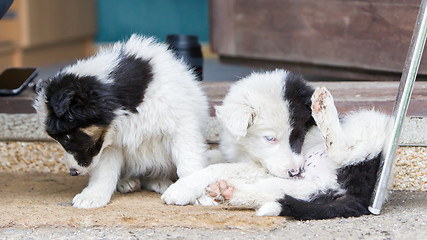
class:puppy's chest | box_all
[123,135,171,158]
[120,136,175,174]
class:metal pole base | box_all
[368,206,381,215]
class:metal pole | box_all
[369,0,427,215]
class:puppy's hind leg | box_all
[311,87,391,166]
[117,177,142,193]
[311,87,348,166]
[141,178,174,194]
[311,88,343,148]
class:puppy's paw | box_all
[311,87,333,114]
[205,180,234,203]
[72,191,111,209]
[142,179,173,194]
[311,87,341,147]
[117,178,141,193]
[161,182,201,205]
[256,202,282,216]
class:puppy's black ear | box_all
[47,74,102,118]
[50,89,74,117]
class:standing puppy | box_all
[34,35,209,209]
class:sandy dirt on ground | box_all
[1,173,426,239]
[0,173,286,230]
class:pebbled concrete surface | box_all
[0,173,425,239]
[1,142,425,191]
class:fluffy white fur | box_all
[35,35,210,209]
[161,69,392,216]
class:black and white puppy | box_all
[34,35,209,209]
[162,69,392,220]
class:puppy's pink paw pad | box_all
[207,184,220,197]
[221,186,234,200]
[206,180,234,203]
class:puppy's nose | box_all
[69,168,79,176]
[288,168,300,177]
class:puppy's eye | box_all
[264,136,276,142]
[64,134,71,142]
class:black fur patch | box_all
[279,191,369,220]
[44,53,153,167]
[109,54,153,112]
[337,153,382,207]
[283,73,316,154]
[46,74,117,134]
[278,155,381,220]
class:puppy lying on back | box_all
[34,35,209,209]
[162,70,392,219]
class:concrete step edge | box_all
[0,114,426,146]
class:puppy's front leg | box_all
[162,162,259,205]
[170,130,207,178]
[72,146,122,209]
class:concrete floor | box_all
[0,173,426,240]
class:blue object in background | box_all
[96,0,209,43]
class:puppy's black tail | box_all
[279,154,381,220]
[278,191,370,220]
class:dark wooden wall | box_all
[210,0,425,80]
